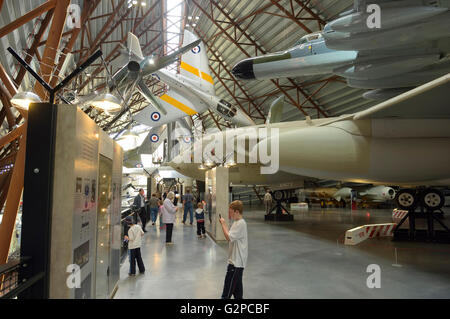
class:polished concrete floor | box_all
[114,206,450,299]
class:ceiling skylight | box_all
[165,0,184,73]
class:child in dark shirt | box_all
[195,202,206,239]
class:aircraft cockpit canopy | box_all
[295,32,323,46]
[217,100,237,118]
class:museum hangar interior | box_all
[0,0,449,300]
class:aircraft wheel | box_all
[421,188,445,211]
[395,189,417,210]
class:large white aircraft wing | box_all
[317,73,450,127]
[353,73,450,119]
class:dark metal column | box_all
[19,103,58,298]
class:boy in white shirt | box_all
[219,200,248,299]
[124,216,145,276]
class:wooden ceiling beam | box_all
[14,8,55,86]
[49,0,102,87]
[0,0,56,38]
[34,0,71,100]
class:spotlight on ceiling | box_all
[10,91,42,110]
[91,93,121,112]
[224,161,237,168]
[204,161,215,168]
[116,129,139,151]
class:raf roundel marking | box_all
[150,134,159,143]
[183,136,192,144]
[151,112,161,121]
[191,45,201,54]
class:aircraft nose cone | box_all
[232,59,255,80]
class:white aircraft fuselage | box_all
[170,117,450,187]
[260,118,450,186]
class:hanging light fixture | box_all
[116,128,139,151]
[91,93,121,112]
[10,91,42,110]
[204,160,215,168]
[224,160,237,168]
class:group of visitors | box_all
[124,188,248,299]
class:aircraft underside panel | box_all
[347,64,450,89]
[133,89,205,128]
[335,54,440,80]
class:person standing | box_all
[173,190,179,206]
[133,189,147,232]
[161,191,178,244]
[263,190,273,215]
[195,202,206,239]
[158,199,165,229]
[219,200,248,299]
[124,216,145,276]
[149,193,159,226]
[182,189,194,225]
[206,190,212,224]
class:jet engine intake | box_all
[128,60,141,72]
[382,187,396,200]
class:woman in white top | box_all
[161,191,178,244]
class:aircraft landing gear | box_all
[396,189,417,210]
[421,188,445,211]
[395,188,445,211]
[394,188,449,243]
[265,190,294,221]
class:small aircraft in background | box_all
[301,185,396,207]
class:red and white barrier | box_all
[344,223,397,245]
[365,223,397,238]
[393,209,408,219]
[392,209,409,229]
[344,226,368,245]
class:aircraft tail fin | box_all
[266,96,284,124]
[127,32,144,60]
[180,30,215,95]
